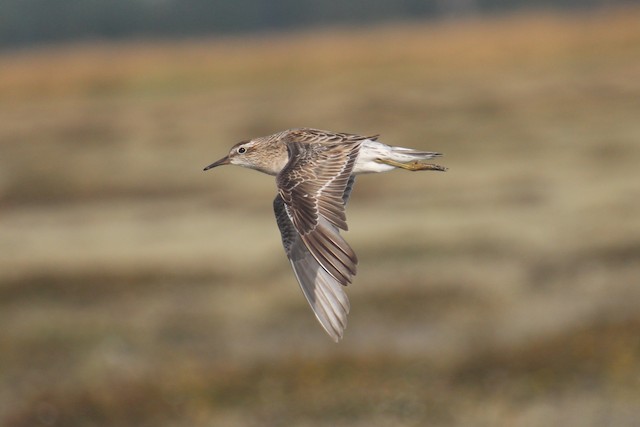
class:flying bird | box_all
[204,128,446,341]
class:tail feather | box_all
[354,139,446,174]
[391,147,442,159]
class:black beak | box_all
[203,155,230,171]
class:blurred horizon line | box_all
[0,0,635,52]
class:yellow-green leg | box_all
[376,158,448,172]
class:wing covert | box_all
[276,138,361,286]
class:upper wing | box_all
[276,137,361,286]
[343,175,356,207]
[274,195,350,341]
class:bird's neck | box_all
[251,145,289,176]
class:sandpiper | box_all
[204,128,446,341]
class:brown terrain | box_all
[1,7,639,426]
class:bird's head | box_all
[203,140,258,170]
[203,137,287,175]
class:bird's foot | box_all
[376,158,448,172]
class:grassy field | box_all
[1,7,640,427]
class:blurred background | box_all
[1,1,640,426]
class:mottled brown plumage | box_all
[278,138,361,287]
[204,128,446,341]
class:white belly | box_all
[353,140,396,174]
[353,139,441,174]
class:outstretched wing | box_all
[274,195,350,341]
[276,138,361,286]
[343,175,356,207]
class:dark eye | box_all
[238,147,246,154]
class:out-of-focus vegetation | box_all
[0,0,633,48]
[1,7,640,427]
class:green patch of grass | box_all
[7,316,640,426]
[454,317,640,395]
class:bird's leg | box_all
[376,158,448,172]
